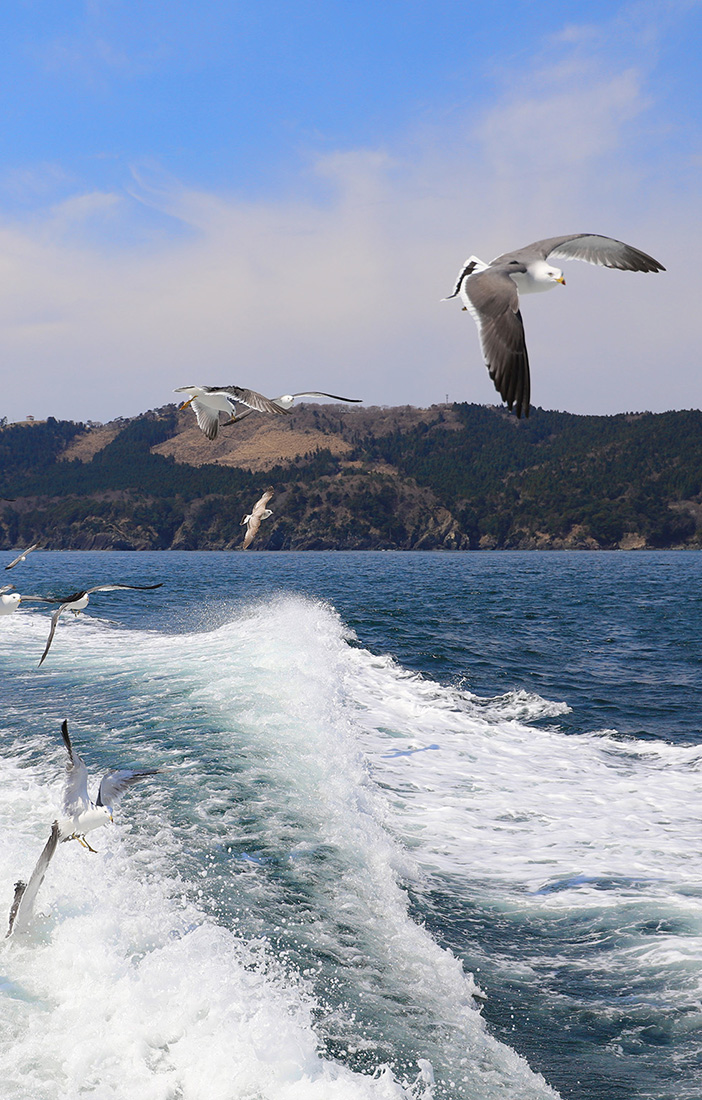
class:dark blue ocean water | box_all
[1,550,701,1100]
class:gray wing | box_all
[462,269,531,419]
[5,544,39,570]
[84,583,163,595]
[214,386,290,415]
[252,487,275,516]
[6,822,59,937]
[242,516,260,549]
[0,584,13,594]
[60,719,91,814]
[191,398,223,440]
[290,392,362,402]
[225,392,360,426]
[38,603,69,667]
[96,768,160,810]
[518,234,665,272]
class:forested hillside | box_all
[0,402,700,550]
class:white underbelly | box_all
[208,393,235,412]
[58,807,110,839]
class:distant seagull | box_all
[227,391,362,425]
[38,582,163,666]
[174,385,289,440]
[241,487,274,549]
[57,719,160,851]
[5,543,39,571]
[443,234,665,418]
[7,822,59,937]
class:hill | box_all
[0,401,700,551]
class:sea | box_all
[1,549,701,1100]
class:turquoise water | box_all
[1,551,701,1099]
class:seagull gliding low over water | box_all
[443,233,665,418]
[38,582,163,666]
[6,721,161,935]
[5,543,39,570]
[57,719,160,851]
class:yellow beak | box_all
[179,396,195,410]
[557,276,566,285]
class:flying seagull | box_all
[443,234,665,418]
[57,719,160,852]
[6,722,160,934]
[5,543,39,570]
[241,487,274,549]
[227,391,362,425]
[174,385,289,440]
[7,822,59,937]
[37,582,163,666]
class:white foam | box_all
[1,597,563,1099]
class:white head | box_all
[526,259,566,289]
[0,592,21,615]
[261,509,273,520]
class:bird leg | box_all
[77,835,98,853]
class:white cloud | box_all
[0,30,698,424]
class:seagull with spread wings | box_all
[37,582,163,666]
[443,233,665,419]
[241,487,274,549]
[5,543,39,570]
[174,385,289,440]
[7,721,160,934]
[57,719,160,851]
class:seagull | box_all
[443,234,665,418]
[226,391,362,425]
[56,719,160,852]
[241,487,274,549]
[7,822,59,937]
[174,385,289,440]
[7,722,161,934]
[37,582,163,666]
[5,543,39,570]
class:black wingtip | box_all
[60,719,71,755]
[7,881,27,937]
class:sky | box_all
[1,0,701,424]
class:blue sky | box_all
[2,0,701,422]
